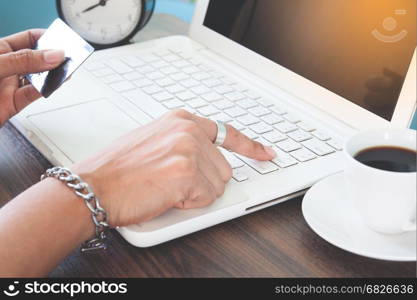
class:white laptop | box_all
[12,0,416,247]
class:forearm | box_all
[0,178,94,277]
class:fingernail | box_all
[43,50,65,64]
[264,146,276,158]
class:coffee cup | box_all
[343,128,416,234]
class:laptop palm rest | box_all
[27,98,139,163]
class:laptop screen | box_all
[203,0,416,121]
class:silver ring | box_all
[214,120,227,146]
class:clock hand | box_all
[82,0,110,13]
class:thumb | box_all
[0,49,65,78]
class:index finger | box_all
[189,114,276,161]
[3,29,45,51]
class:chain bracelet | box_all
[41,167,109,252]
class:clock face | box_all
[59,0,143,45]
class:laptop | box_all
[12,0,416,247]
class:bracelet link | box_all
[41,167,109,252]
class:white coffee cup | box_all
[344,128,416,234]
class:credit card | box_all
[25,18,95,98]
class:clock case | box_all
[56,0,155,49]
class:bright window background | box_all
[0,0,415,129]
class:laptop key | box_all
[228,120,246,131]
[232,83,248,92]
[170,72,189,81]
[276,139,302,152]
[297,121,316,132]
[176,91,196,101]
[270,105,286,115]
[224,107,247,118]
[202,78,222,88]
[256,97,274,107]
[183,66,200,74]
[302,139,335,156]
[248,106,271,117]
[250,122,274,134]
[219,149,245,169]
[237,114,260,126]
[123,90,168,119]
[124,72,144,81]
[172,60,191,68]
[261,114,284,125]
[156,77,175,87]
[210,112,232,123]
[240,128,258,140]
[235,154,279,175]
[224,92,245,102]
[163,99,185,109]
[180,78,200,88]
[146,71,165,80]
[192,72,212,81]
[166,84,185,94]
[244,90,261,99]
[213,99,234,110]
[142,84,164,95]
[202,92,223,102]
[187,98,208,109]
[236,98,258,109]
[152,92,174,102]
[271,147,298,168]
[198,105,219,116]
[288,130,312,142]
[232,166,250,182]
[191,85,211,95]
[274,121,298,133]
[283,113,301,123]
[160,66,180,75]
[262,130,287,143]
[137,65,155,74]
[151,60,170,69]
[311,130,331,141]
[214,85,235,94]
[133,78,153,88]
[327,139,343,151]
[290,148,317,162]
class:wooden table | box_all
[0,14,415,278]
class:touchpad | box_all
[28,98,139,162]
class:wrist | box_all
[43,177,96,241]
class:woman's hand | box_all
[0,29,65,126]
[73,110,276,227]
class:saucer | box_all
[302,172,416,261]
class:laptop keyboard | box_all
[85,49,343,182]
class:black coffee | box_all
[354,146,416,172]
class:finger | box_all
[0,49,65,78]
[175,173,217,209]
[197,149,226,197]
[3,29,45,51]
[191,130,232,183]
[14,85,42,112]
[189,114,276,161]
